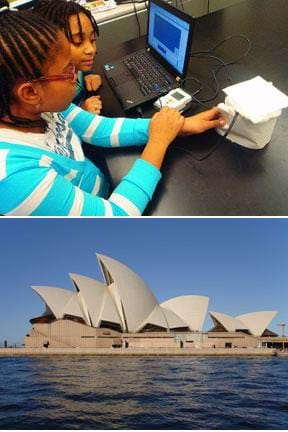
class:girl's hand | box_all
[141,107,184,169]
[84,74,102,92]
[180,107,226,135]
[82,95,102,114]
[148,107,185,149]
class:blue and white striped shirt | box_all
[0,104,161,216]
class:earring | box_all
[35,103,41,113]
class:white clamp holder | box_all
[153,88,192,112]
[216,76,288,149]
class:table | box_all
[94,0,288,216]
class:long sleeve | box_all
[62,103,150,148]
[0,146,161,216]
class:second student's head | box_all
[34,0,99,73]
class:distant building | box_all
[25,254,278,349]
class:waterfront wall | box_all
[0,347,277,357]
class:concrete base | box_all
[0,347,278,356]
[276,352,288,357]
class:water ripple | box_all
[0,356,288,429]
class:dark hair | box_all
[0,0,59,127]
[33,0,99,44]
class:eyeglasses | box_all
[28,64,76,84]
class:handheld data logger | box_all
[153,88,192,112]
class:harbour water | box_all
[1,356,288,429]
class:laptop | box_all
[103,0,194,111]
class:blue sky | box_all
[0,218,287,345]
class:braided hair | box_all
[33,0,99,44]
[0,0,59,127]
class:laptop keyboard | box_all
[123,52,175,96]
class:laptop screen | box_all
[147,0,192,76]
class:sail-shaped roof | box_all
[237,311,277,336]
[69,273,107,327]
[32,286,84,321]
[96,253,159,333]
[161,295,209,331]
[210,311,248,332]
[31,254,213,333]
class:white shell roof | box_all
[63,293,86,320]
[236,311,277,336]
[161,295,209,331]
[32,286,84,321]
[210,311,248,332]
[96,253,159,333]
[69,273,107,327]
[161,307,188,329]
[138,305,169,331]
[100,288,122,325]
[33,254,276,337]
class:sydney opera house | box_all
[25,253,278,349]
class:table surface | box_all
[95,0,288,216]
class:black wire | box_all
[180,76,216,108]
[173,0,184,11]
[187,55,230,104]
[172,112,239,161]
[182,34,252,107]
[192,34,252,58]
[136,106,143,118]
[190,93,211,109]
[180,76,203,96]
[179,78,211,109]
[131,0,141,38]
[192,53,233,84]
[187,53,236,104]
[169,35,250,160]
[197,111,239,160]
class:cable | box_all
[187,53,237,104]
[181,77,203,95]
[172,112,239,161]
[182,34,252,107]
[180,76,205,105]
[191,34,252,58]
[190,93,211,109]
[169,35,249,160]
[187,55,231,104]
[173,0,184,11]
[136,106,143,118]
[131,0,141,38]
[192,53,233,83]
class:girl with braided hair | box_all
[0,0,224,216]
[33,0,103,115]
